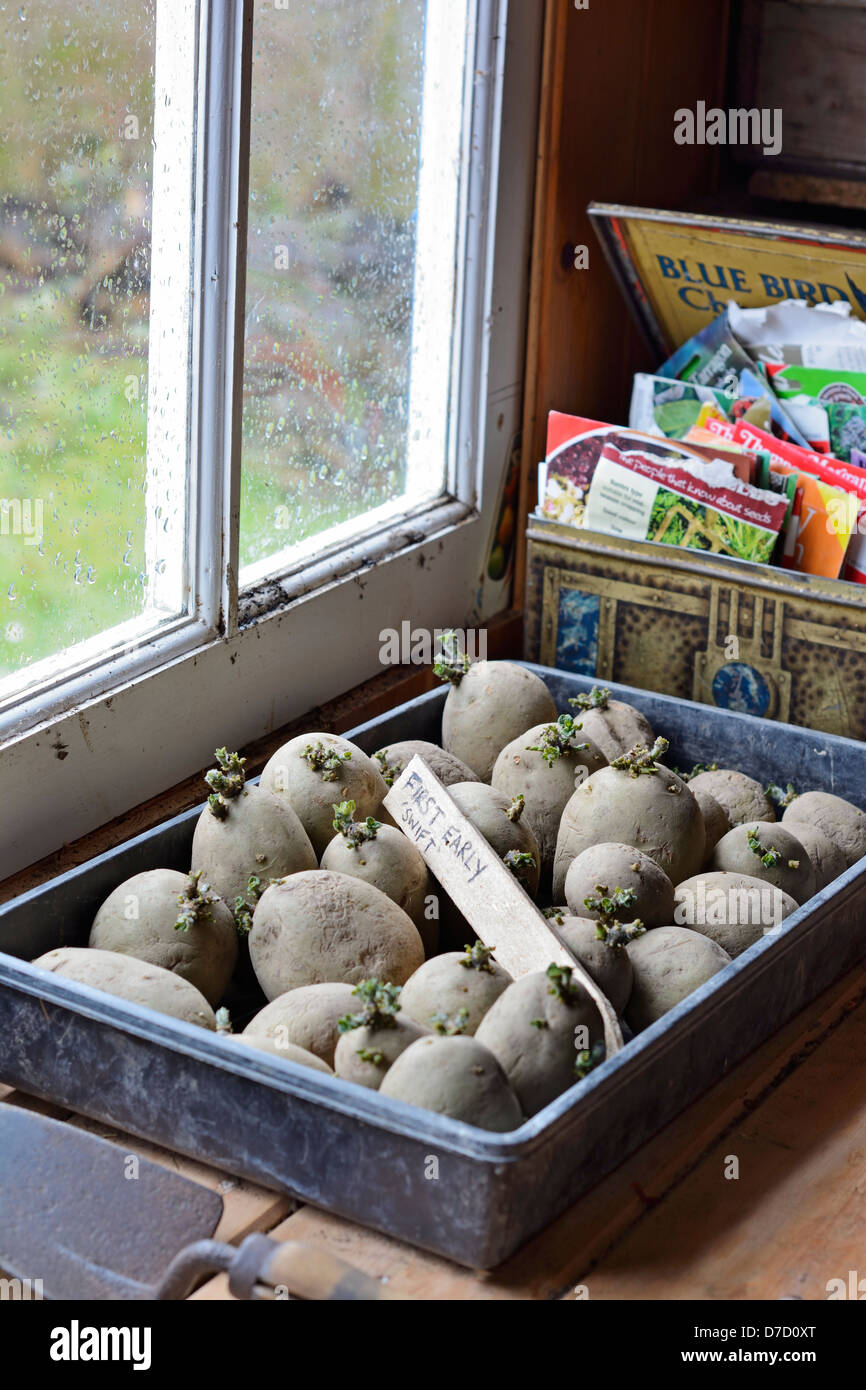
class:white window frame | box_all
[0,0,543,880]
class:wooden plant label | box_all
[384,756,622,1056]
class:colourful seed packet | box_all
[701,417,862,580]
[657,309,811,448]
[824,402,866,462]
[657,307,755,394]
[582,443,788,564]
[629,374,735,438]
[768,363,866,405]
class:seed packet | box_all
[545,413,675,494]
[781,487,803,570]
[769,363,866,405]
[779,397,831,453]
[657,308,755,394]
[755,454,799,563]
[543,413,756,527]
[825,402,866,462]
[629,374,735,438]
[701,417,861,580]
[736,365,813,448]
[582,443,788,564]
[657,310,811,448]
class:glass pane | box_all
[0,0,191,690]
[241,0,460,579]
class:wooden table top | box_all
[3,956,864,1301]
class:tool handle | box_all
[230,1233,395,1301]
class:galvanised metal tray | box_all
[2,665,865,1270]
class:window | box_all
[0,3,176,675]
[0,0,542,879]
[241,0,454,584]
[0,0,196,709]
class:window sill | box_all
[0,608,523,905]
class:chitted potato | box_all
[710,821,815,905]
[783,791,866,870]
[686,784,731,857]
[552,742,706,900]
[191,749,316,916]
[399,943,512,1035]
[248,871,425,1000]
[333,981,429,1090]
[319,801,434,951]
[89,869,238,1008]
[379,1034,524,1132]
[782,821,848,893]
[260,733,389,857]
[688,769,775,828]
[374,740,479,789]
[227,1034,333,1073]
[673,871,798,957]
[448,782,541,899]
[625,926,731,1032]
[475,966,603,1116]
[563,843,675,929]
[33,947,216,1029]
[543,907,569,926]
[565,686,654,761]
[243,982,357,1066]
[556,916,635,1015]
[491,716,607,876]
[438,657,557,782]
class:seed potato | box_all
[782,821,848,892]
[334,1017,429,1089]
[242,982,357,1066]
[552,747,705,900]
[475,967,603,1116]
[565,687,654,762]
[398,944,512,1035]
[688,769,775,828]
[378,1034,524,1132]
[32,947,216,1029]
[783,791,866,870]
[248,870,425,1000]
[191,749,317,914]
[491,718,607,876]
[625,926,731,1032]
[374,740,479,788]
[563,843,675,929]
[448,782,541,898]
[687,784,731,857]
[319,805,435,951]
[260,733,389,857]
[89,868,238,1007]
[673,870,798,957]
[439,660,557,781]
[710,821,815,904]
[555,916,634,1015]
[227,1034,334,1073]
[331,979,429,1090]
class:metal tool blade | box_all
[0,1105,223,1300]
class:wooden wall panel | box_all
[515,0,732,602]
